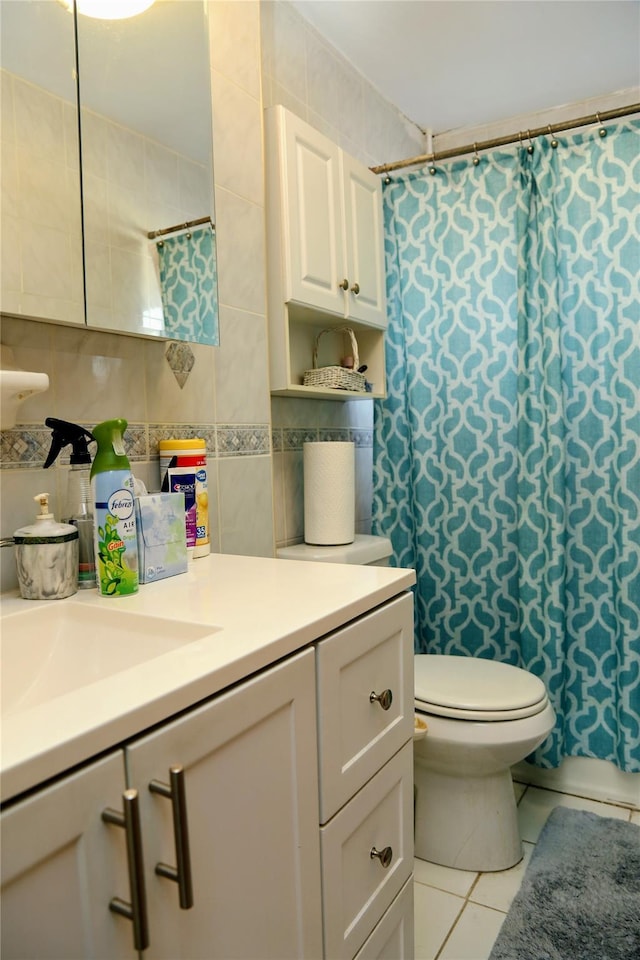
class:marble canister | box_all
[14,534,79,600]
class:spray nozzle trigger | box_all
[44,418,95,468]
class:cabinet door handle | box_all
[370,688,393,710]
[149,765,194,909]
[102,789,150,952]
[338,278,349,290]
[370,845,393,868]
[350,282,360,295]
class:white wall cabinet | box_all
[265,105,388,399]
[1,592,414,960]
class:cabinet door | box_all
[281,110,347,314]
[126,648,323,960]
[342,153,387,328]
[1,752,135,960]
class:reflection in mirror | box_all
[77,0,219,344]
[0,0,84,326]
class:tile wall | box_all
[261,0,424,547]
[0,0,423,590]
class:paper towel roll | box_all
[304,442,355,545]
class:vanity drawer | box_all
[320,742,413,960]
[353,876,414,960]
[316,592,413,822]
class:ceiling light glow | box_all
[59,0,155,20]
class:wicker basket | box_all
[303,327,367,392]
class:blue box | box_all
[135,493,188,584]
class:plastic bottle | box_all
[90,419,139,597]
[159,438,210,558]
[44,417,96,589]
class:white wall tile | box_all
[214,187,266,316]
[214,306,270,423]
[211,70,263,205]
[209,0,261,101]
[218,455,275,557]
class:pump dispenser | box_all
[90,419,139,596]
[13,493,79,599]
[44,418,96,588]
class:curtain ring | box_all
[428,152,437,176]
[384,175,391,184]
[547,125,558,149]
[526,129,534,154]
[157,239,164,248]
[472,142,480,166]
[596,112,607,138]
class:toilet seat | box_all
[414,654,549,721]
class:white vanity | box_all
[1,554,415,959]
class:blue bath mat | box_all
[489,806,640,960]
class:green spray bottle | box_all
[90,419,139,596]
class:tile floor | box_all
[413,782,640,960]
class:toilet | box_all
[278,534,556,873]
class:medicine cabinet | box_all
[265,106,387,400]
[0,0,219,346]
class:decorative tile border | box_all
[217,425,271,457]
[1,422,272,468]
[148,424,218,459]
[278,428,373,452]
[0,423,372,468]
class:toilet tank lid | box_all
[277,535,392,565]
[415,655,547,712]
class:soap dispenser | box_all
[13,493,79,600]
[44,418,96,589]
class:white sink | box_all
[1,603,217,716]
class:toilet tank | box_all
[277,534,392,566]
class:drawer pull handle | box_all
[370,688,393,710]
[338,278,350,291]
[350,282,360,295]
[370,845,393,868]
[102,789,150,952]
[149,765,194,910]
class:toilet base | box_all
[414,760,523,872]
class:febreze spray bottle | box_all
[90,419,139,596]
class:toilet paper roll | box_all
[304,442,355,546]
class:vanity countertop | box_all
[1,553,415,804]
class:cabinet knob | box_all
[350,282,360,295]
[102,789,150,952]
[370,688,393,710]
[370,845,393,868]
[338,278,349,291]
[149,765,194,910]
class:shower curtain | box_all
[373,119,640,771]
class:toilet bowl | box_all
[277,535,555,872]
[414,654,555,871]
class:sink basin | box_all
[1,603,216,716]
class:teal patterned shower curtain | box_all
[373,120,640,770]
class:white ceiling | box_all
[291,0,640,134]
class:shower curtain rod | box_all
[370,102,640,177]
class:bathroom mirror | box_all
[0,0,219,346]
[77,0,219,344]
[0,0,85,327]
